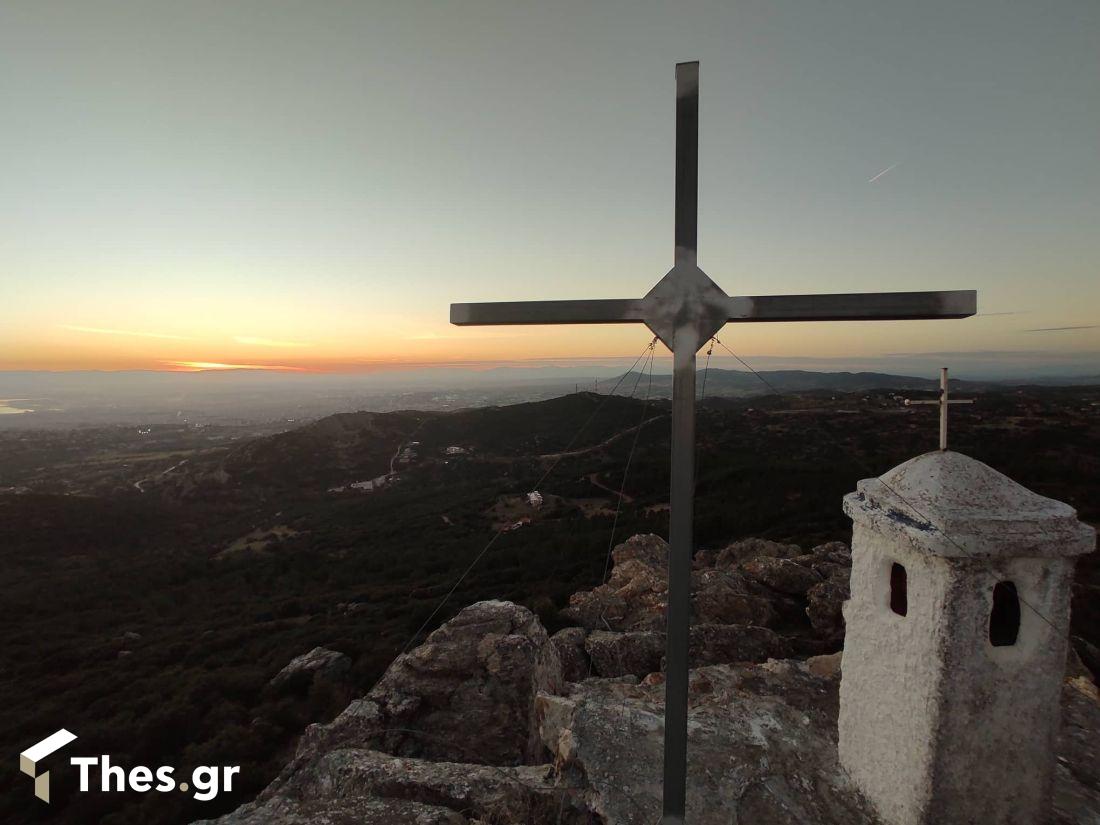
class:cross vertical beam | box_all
[675,62,699,266]
[662,60,701,825]
[663,328,696,823]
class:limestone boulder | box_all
[585,629,664,678]
[806,565,851,640]
[809,540,853,564]
[741,556,822,595]
[563,535,782,632]
[295,600,563,767]
[561,551,667,631]
[559,535,668,631]
[691,567,779,627]
[550,627,590,682]
[583,624,788,679]
[694,537,803,568]
[610,532,668,567]
[268,646,352,693]
[806,651,843,679]
[686,623,788,667]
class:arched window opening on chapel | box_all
[989,581,1021,647]
[890,563,908,616]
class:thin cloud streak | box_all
[1023,325,1100,332]
[867,163,899,183]
[60,325,191,341]
[885,349,1063,357]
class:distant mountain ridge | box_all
[609,368,989,398]
[2,367,1096,430]
[607,367,1100,398]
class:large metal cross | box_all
[449,61,976,824]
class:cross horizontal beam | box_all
[727,289,976,323]
[450,299,644,326]
[450,289,976,326]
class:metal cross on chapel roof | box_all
[905,367,975,451]
[449,62,977,824]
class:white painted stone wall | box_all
[838,451,1094,825]
[839,523,947,824]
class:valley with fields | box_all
[1,381,1098,824]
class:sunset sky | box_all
[1,1,1097,375]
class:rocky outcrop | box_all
[200,534,1100,825]
[268,647,352,693]
[206,646,1100,825]
[563,535,852,652]
[561,535,792,633]
[295,600,563,767]
[202,589,1100,825]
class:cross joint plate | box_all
[641,262,729,352]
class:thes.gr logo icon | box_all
[20,729,77,803]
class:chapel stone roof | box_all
[843,450,1095,558]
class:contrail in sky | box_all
[868,163,899,183]
[1023,325,1099,332]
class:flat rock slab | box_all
[538,660,879,825]
[537,659,1100,825]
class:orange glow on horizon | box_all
[8,320,676,372]
[5,309,1091,374]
